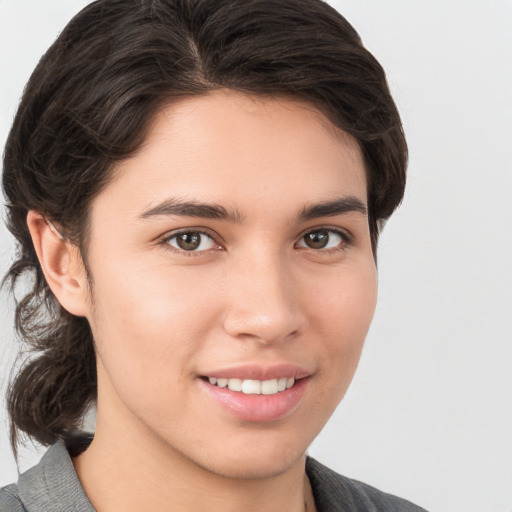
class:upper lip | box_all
[200,363,312,381]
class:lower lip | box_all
[200,377,309,423]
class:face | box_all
[81,90,377,479]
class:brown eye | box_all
[298,229,347,250]
[167,231,216,252]
[304,230,329,249]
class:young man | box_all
[0,1,426,510]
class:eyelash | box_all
[158,227,352,256]
[159,228,221,257]
[296,227,352,254]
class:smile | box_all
[207,377,295,395]
[200,370,309,422]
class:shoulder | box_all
[0,484,25,512]
[306,457,428,512]
[0,439,95,512]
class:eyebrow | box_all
[138,199,243,222]
[138,195,367,223]
[298,196,367,221]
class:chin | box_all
[185,438,308,480]
[206,455,304,480]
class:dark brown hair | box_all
[2,0,407,453]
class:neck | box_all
[73,420,314,512]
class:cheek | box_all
[308,258,377,335]
[306,260,377,380]
[86,257,223,387]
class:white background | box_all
[1,1,511,511]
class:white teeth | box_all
[207,376,297,395]
[217,378,228,388]
[242,379,261,395]
[261,379,278,395]
[227,378,242,392]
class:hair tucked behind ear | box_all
[2,0,407,454]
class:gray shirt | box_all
[0,440,428,511]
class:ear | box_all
[27,210,90,317]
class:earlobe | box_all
[26,210,89,317]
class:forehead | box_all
[92,90,367,221]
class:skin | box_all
[29,90,378,512]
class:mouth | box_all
[205,376,296,396]
[199,367,310,422]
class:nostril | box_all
[223,308,306,345]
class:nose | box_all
[222,250,307,345]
